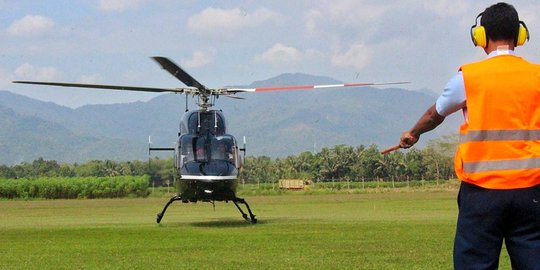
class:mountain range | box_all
[0,73,461,165]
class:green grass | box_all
[0,192,512,269]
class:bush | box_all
[0,176,150,199]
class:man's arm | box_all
[399,104,445,148]
[381,72,463,154]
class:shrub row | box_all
[0,176,150,199]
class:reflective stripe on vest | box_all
[460,129,540,173]
[460,129,540,143]
[463,157,540,173]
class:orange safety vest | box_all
[454,54,540,189]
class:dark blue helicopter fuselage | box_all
[174,110,241,202]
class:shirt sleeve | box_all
[435,71,466,117]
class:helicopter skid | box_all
[156,194,257,224]
[156,194,182,224]
[233,197,257,224]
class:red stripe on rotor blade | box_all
[254,85,316,91]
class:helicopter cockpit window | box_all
[179,136,193,166]
[210,136,236,163]
[179,135,203,164]
[193,136,208,162]
[180,134,237,166]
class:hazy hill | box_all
[0,90,184,145]
[0,104,145,165]
[0,73,461,164]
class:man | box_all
[396,3,540,269]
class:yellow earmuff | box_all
[471,26,487,47]
[470,13,530,48]
[470,13,487,47]
[516,21,530,46]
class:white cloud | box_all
[331,43,372,70]
[7,15,55,37]
[301,1,392,45]
[181,50,216,69]
[256,43,302,65]
[98,0,147,11]
[188,7,280,38]
[14,63,60,81]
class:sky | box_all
[2,0,540,108]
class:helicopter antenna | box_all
[148,135,152,170]
[184,94,188,112]
[197,110,201,133]
[214,110,218,132]
[240,136,247,167]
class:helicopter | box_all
[13,56,408,224]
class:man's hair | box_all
[480,2,519,42]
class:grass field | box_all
[0,190,512,269]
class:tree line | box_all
[0,158,174,184]
[0,136,458,185]
[240,135,457,185]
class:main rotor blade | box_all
[151,56,207,91]
[224,95,245,100]
[12,81,187,93]
[225,81,410,93]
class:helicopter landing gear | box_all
[156,194,183,224]
[156,194,257,224]
[233,197,257,224]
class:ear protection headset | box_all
[470,12,530,48]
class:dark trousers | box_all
[454,182,540,270]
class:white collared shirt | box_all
[435,49,516,117]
